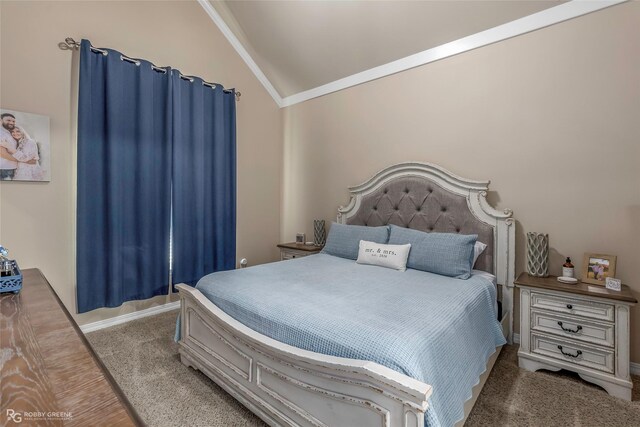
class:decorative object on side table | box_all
[558,256,577,284]
[277,242,323,261]
[295,233,306,244]
[313,219,326,246]
[605,277,622,291]
[562,257,574,278]
[526,232,549,277]
[581,253,616,285]
[515,272,637,401]
[0,245,22,294]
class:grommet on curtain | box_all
[120,55,141,66]
[152,66,168,74]
[179,73,195,83]
[91,47,108,56]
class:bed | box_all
[176,162,515,427]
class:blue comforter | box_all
[185,254,505,427]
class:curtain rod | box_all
[58,37,241,101]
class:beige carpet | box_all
[86,311,640,426]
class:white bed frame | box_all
[177,162,515,427]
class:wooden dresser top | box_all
[0,268,142,426]
[514,272,637,304]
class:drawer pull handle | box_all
[557,321,582,334]
[566,304,573,309]
[557,345,582,358]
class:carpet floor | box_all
[86,311,640,426]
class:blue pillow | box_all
[387,225,477,279]
[321,223,390,260]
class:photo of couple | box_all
[0,109,50,181]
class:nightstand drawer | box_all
[531,292,614,322]
[280,249,314,260]
[531,310,614,348]
[531,333,614,374]
[278,243,323,261]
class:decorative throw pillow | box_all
[387,225,477,279]
[356,240,411,271]
[473,241,488,267]
[321,223,390,260]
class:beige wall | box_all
[281,3,640,361]
[1,1,638,362]
[0,0,282,324]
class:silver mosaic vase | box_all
[313,220,326,246]
[527,232,549,277]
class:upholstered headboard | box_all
[345,176,495,273]
[337,162,515,341]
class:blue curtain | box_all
[171,73,237,287]
[77,40,172,313]
[77,39,237,312]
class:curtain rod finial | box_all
[59,37,80,50]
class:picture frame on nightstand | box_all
[581,253,616,286]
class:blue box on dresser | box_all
[0,260,23,294]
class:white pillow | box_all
[473,241,488,267]
[356,240,411,271]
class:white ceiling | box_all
[211,0,566,98]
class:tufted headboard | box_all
[336,162,516,341]
[345,176,495,273]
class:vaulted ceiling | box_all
[213,0,564,97]
[201,0,619,106]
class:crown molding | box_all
[280,0,626,107]
[197,0,284,107]
[200,0,625,109]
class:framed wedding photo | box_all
[581,253,616,286]
[0,109,50,182]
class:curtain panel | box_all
[171,73,237,287]
[77,40,236,313]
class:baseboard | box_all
[512,333,640,375]
[80,301,180,333]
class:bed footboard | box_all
[176,284,431,427]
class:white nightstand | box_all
[515,272,637,401]
[277,242,323,260]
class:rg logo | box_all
[6,409,22,423]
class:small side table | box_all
[277,242,323,260]
[515,272,637,400]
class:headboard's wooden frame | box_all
[337,162,515,343]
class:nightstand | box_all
[515,272,637,400]
[277,242,323,260]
